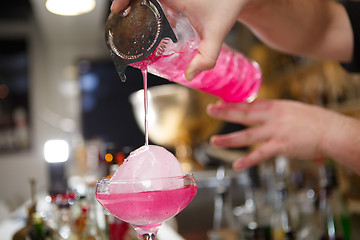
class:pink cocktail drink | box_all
[95,174,197,239]
[96,185,197,227]
[131,39,262,103]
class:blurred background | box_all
[1,0,360,240]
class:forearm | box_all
[321,114,360,174]
[239,0,353,62]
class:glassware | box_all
[82,185,106,240]
[95,174,197,240]
[208,166,238,240]
[242,167,271,240]
[318,163,350,240]
[12,179,37,240]
[105,0,262,103]
[56,202,80,240]
[296,189,318,240]
[270,156,296,240]
[28,212,54,240]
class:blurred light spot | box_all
[80,73,99,92]
[46,0,96,16]
[307,189,315,199]
[44,140,69,163]
[45,195,52,203]
[105,153,113,162]
[116,152,125,165]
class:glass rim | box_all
[96,173,195,184]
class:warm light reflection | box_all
[46,0,96,16]
[115,152,125,165]
[105,153,113,162]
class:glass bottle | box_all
[82,186,106,240]
[28,212,53,240]
[270,185,296,240]
[13,178,38,240]
[106,0,262,103]
[75,205,88,237]
[318,163,350,240]
[56,202,80,240]
[296,189,319,240]
[242,166,271,240]
[270,156,296,240]
[208,166,237,240]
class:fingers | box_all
[207,100,272,125]
[185,37,221,80]
[111,0,131,14]
[210,126,271,148]
[232,141,282,170]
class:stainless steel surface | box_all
[129,84,223,172]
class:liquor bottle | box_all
[82,185,106,240]
[75,205,88,237]
[208,166,237,240]
[12,179,37,240]
[242,166,271,240]
[318,163,350,240]
[28,212,53,240]
[296,189,319,240]
[270,186,296,240]
[56,201,80,240]
[270,156,296,240]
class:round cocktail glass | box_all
[95,174,197,240]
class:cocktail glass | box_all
[95,174,197,240]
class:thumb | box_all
[185,37,222,81]
[111,0,131,14]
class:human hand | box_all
[207,99,345,170]
[111,0,250,80]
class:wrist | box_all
[320,112,360,171]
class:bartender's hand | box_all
[207,99,360,174]
[111,0,250,80]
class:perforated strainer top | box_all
[105,0,177,81]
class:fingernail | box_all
[233,161,244,170]
[185,69,200,81]
[110,0,119,12]
[211,137,224,146]
[208,106,220,115]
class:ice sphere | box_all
[110,145,184,193]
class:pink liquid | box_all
[96,185,197,227]
[132,40,262,103]
[141,68,149,146]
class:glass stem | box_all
[141,233,156,240]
